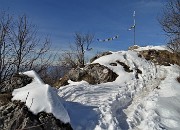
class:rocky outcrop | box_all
[0,74,73,130]
[0,74,32,93]
[128,45,140,50]
[56,63,118,87]
[0,97,72,130]
[138,49,180,66]
[0,93,12,106]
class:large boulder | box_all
[56,63,118,87]
[0,96,72,130]
[138,49,180,66]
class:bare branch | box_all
[159,0,180,53]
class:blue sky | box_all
[0,0,168,57]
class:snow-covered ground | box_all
[11,45,180,130]
[58,46,180,130]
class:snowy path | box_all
[125,65,180,130]
[59,82,126,130]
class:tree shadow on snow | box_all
[64,101,99,130]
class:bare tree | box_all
[59,33,94,68]
[74,32,94,67]
[9,15,52,73]
[159,0,180,52]
[29,37,53,73]
[0,12,14,84]
[0,12,54,89]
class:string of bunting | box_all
[96,11,135,45]
[97,35,119,42]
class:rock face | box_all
[56,63,118,87]
[0,74,32,93]
[138,49,180,66]
[0,98,72,130]
[0,74,73,130]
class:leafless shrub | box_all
[0,11,14,84]
[60,49,78,69]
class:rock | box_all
[128,45,140,50]
[177,76,180,83]
[55,76,69,87]
[0,97,72,130]
[0,74,32,93]
[139,50,180,66]
[84,63,118,84]
[57,63,118,87]
[90,51,112,63]
[136,68,142,74]
[0,93,12,106]
[109,63,117,66]
[116,60,133,72]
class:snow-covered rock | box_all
[0,99,72,130]
[12,70,70,124]
[0,71,72,130]
[56,63,118,87]
[58,45,180,130]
